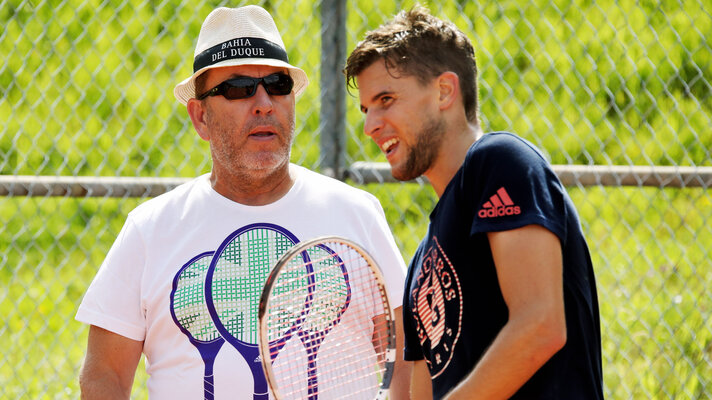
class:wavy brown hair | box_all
[344,5,479,124]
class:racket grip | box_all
[204,375,215,400]
[306,352,319,400]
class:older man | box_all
[77,5,409,399]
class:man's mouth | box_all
[249,126,278,139]
[380,138,399,155]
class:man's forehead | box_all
[357,65,411,100]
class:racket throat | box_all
[306,352,320,400]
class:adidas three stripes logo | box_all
[478,187,521,218]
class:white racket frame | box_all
[258,236,396,400]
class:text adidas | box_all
[478,205,521,218]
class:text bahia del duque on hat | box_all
[174,5,309,105]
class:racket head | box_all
[259,236,396,400]
[170,252,222,344]
[299,243,351,338]
[205,223,302,348]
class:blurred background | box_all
[1,0,710,398]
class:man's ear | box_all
[187,98,210,141]
[437,71,460,111]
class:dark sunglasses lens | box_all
[223,78,257,100]
[216,74,293,100]
[263,74,294,95]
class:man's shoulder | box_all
[296,165,377,198]
[472,131,527,151]
[472,132,547,159]
[127,174,207,222]
[293,165,384,215]
[464,132,551,176]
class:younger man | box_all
[345,6,603,399]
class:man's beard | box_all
[392,116,446,181]
[206,108,295,179]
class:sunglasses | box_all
[197,73,294,100]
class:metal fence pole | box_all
[319,0,347,179]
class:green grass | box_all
[1,0,710,398]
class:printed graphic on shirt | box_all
[170,252,224,400]
[478,186,521,218]
[411,236,463,378]
[170,223,301,399]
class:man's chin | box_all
[390,166,420,182]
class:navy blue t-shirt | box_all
[402,132,603,399]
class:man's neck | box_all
[210,163,296,206]
[425,123,482,198]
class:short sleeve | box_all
[75,217,147,341]
[465,133,568,243]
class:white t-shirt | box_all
[76,165,407,399]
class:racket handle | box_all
[253,393,269,400]
[306,352,319,400]
[195,339,223,400]
[204,374,215,400]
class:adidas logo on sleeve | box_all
[478,187,521,218]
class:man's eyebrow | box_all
[370,90,394,103]
[361,90,394,111]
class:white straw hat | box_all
[173,5,309,105]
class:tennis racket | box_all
[205,223,307,400]
[170,252,224,400]
[258,237,396,400]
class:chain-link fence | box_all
[1,0,710,398]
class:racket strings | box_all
[265,256,355,343]
[301,249,350,333]
[273,342,388,398]
[263,240,394,400]
[213,229,295,343]
[266,258,310,341]
[276,336,391,399]
[283,370,385,399]
[173,256,220,342]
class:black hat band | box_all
[193,37,289,73]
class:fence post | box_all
[319,0,347,180]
